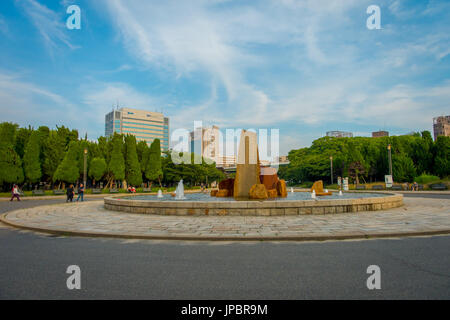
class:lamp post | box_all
[387,144,392,177]
[330,156,333,185]
[83,148,88,188]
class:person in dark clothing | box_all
[66,184,74,202]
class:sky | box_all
[0,0,449,155]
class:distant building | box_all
[190,125,236,168]
[277,155,289,163]
[372,130,389,138]
[326,131,353,138]
[433,116,450,141]
[105,107,169,151]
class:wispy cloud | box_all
[16,0,75,52]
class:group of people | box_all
[127,186,136,193]
[403,182,420,191]
[66,183,85,202]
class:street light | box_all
[330,156,333,185]
[387,144,392,177]
[83,148,88,188]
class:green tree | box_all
[89,157,107,186]
[124,135,143,187]
[145,139,163,187]
[23,131,42,184]
[15,126,32,159]
[0,122,24,186]
[53,141,80,184]
[108,136,125,186]
[433,136,450,178]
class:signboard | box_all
[343,177,349,191]
[385,175,393,188]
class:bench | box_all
[109,188,119,193]
[142,188,152,192]
[371,185,384,190]
[53,189,65,195]
[355,185,366,190]
[32,189,45,196]
[391,185,403,190]
[92,188,102,194]
[418,184,424,191]
[430,183,447,190]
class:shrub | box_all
[414,174,440,184]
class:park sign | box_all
[385,175,393,188]
[343,177,349,191]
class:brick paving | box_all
[1,197,449,241]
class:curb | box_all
[1,212,449,242]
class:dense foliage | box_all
[0,122,225,191]
[278,132,449,184]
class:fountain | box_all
[104,130,403,215]
[157,189,163,198]
[175,180,186,200]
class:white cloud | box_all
[16,0,75,52]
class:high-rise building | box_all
[372,130,389,138]
[326,131,353,138]
[433,116,450,141]
[189,125,236,168]
[105,107,169,151]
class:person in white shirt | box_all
[10,185,21,201]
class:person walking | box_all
[76,183,85,202]
[66,184,74,202]
[10,185,21,201]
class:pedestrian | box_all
[66,184,74,202]
[10,184,21,201]
[76,183,85,202]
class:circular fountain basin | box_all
[104,191,403,216]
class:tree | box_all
[23,131,42,185]
[15,126,32,159]
[0,122,24,186]
[433,136,450,178]
[124,135,142,187]
[145,139,163,187]
[108,136,125,187]
[392,153,416,182]
[53,141,80,184]
[89,157,107,186]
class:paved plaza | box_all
[1,197,449,241]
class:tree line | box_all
[278,131,449,185]
[0,122,225,191]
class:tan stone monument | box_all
[234,130,260,199]
[310,180,332,196]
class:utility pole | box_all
[387,144,392,177]
[330,156,333,185]
[83,148,88,188]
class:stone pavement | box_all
[1,197,449,241]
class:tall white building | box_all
[105,107,169,151]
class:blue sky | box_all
[0,0,449,155]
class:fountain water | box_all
[339,190,343,196]
[175,180,186,200]
[290,187,294,193]
[311,190,316,199]
[157,189,163,198]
